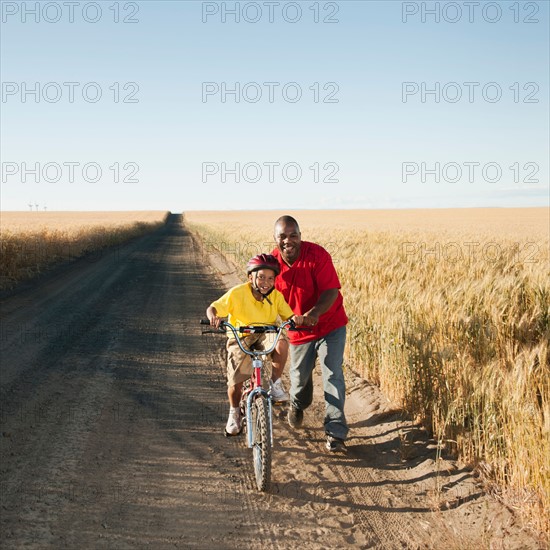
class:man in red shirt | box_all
[272,215,349,453]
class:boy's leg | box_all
[316,326,348,440]
[226,337,254,403]
[228,382,243,407]
[226,381,244,434]
[224,335,260,436]
[269,336,290,401]
[271,336,288,382]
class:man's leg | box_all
[289,340,317,411]
[317,326,348,440]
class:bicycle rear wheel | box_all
[251,396,271,491]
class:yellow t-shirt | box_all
[210,282,294,337]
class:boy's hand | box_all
[209,315,222,329]
[206,306,222,329]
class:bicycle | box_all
[200,318,298,492]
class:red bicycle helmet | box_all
[246,253,281,276]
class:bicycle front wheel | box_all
[251,396,271,492]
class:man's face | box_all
[274,221,301,264]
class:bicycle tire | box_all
[251,396,271,492]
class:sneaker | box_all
[269,378,289,402]
[287,405,303,429]
[225,409,241,436]
[326,435,347,453]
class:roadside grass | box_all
[185,208,549,538]
[0,211,170,289]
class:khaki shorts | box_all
[226,331,288,387]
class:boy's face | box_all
[249,268,276,294]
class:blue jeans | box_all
[289,325,348,440]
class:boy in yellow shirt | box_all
[207,254,303,435]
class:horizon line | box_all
[2,205,549,214]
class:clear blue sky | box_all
[1,0,548,211]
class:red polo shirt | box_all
[272,241,348,344]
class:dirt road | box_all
[0,215,543,549]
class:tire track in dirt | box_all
[297,385,430,550]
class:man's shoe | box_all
[269,378,289,402]
[326,435,347,453]
[225,409,242,436]
[287,405,303,429]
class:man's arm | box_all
[303,288,339,326]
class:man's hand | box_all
[291,314,305,327]
[302,313,319,327]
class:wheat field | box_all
[185,208,549,534]
[0,211,169,289]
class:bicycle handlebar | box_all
[199,319,312,358]
[200,318,309,331]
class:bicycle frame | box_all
[221,320,293,449]
[246,360,273,447]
